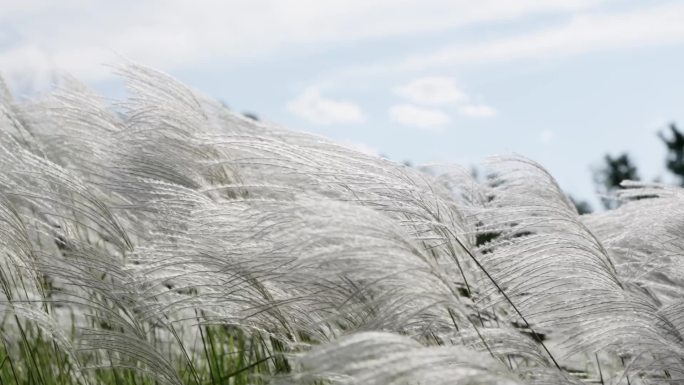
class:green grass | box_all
[0,317,286,385]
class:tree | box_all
[569,195,592,214]
[243,112,259,121]
[593,152,640,209]
[659,123,684,186]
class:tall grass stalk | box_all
[0,64,681,384]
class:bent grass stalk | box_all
[0,64,681,385]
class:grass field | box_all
[0,64,681,385]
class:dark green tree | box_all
[593,153,640,209]
[568,195,592,214]
[243,112,259,121]
[659,123,684,186]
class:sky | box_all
[2,0,684,209]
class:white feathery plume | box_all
[0,65,683,385]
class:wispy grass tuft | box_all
[0,64,681,384]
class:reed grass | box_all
[0,64,681,385]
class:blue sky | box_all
[2,0,684,209]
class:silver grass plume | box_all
[0,64,681,385]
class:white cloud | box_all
[399,2,684,70]
[539,129,554,144]
[394,77,497,119]
[287,87,365,125]
[389,104,450,131]
[458,103,497,118]
[394,77,468,105]
[0,0,92,14]
[0,0,607,82]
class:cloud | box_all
[394,77,468,105]
[458,103,497,118]
[389,104,450,131]
[0,0,607,82]
[399,2,684,70]
[394,77,497,120]
[287,87,365,125]
[0,45,114,86]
